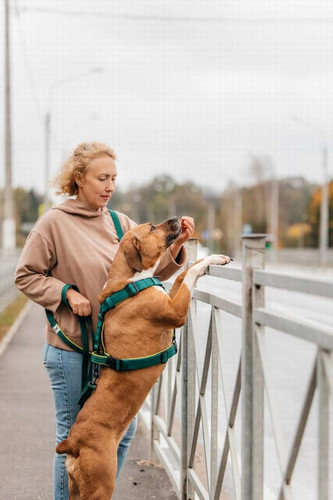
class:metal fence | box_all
[266,248,333,268]
[0,248,21,313]
[139,235,333,500]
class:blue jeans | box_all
[43,343,137,500]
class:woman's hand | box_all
[176,216,195,245]
[66,288,92,316]
[170,216,195,260]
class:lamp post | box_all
[233,185,242,259]
[44,67,104,210]
[2,0,15,250]
[291,117,329,267]
[264,156,279,260]
[247,153,278,258]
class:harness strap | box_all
[99,278,164,315]
[108,209,124,241]
[94,277,165,351]
[91,337,177,371]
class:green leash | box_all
[45,284,94,390]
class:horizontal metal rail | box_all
[255,307,333,350]
[207,264,242,282]
[254,269,333,298]
[193,289,241,317]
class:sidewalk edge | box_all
[0,300,33,358]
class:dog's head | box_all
[122,217,181,272]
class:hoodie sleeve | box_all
[154,245,187,281]
[15,229,66,312]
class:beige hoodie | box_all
[15,199,186,350]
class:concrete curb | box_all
[0,300,32,358]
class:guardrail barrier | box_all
[140,235,333,500]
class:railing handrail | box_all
[254,268,333,297]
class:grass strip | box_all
[0,294,28,342]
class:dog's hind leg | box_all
[71,446,118,500]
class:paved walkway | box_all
[0,302,177,499]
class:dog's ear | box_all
[124,236,143,272]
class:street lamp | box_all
[262,155,278,259]
[2,0,15,250]
[44,67,104,210]
[291,117,329,267]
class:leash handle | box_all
[46,283,94,391]
[61,284,93,390]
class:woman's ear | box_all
[74,171,83,188]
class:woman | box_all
[15,141,195,500]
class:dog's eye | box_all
[150,225,156,231]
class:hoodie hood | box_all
[52,198,108,218]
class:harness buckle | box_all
[125,282,139,297]
[116,359,123,371]
[173,339,178,354]
[107,356,123,372]
[160,351,168,364]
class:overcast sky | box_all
[1,0,333,197]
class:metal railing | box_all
[266,248,333,268]
[0,248,21,313]
[139,235,333,500]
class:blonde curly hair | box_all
[53,142,117,196]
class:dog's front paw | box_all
[206,254,231,266]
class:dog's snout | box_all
[167,217,180,232]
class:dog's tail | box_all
[56,439,71,455]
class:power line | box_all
[12,6,333,24]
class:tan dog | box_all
[56,217,230,499]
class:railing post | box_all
[181,239,198,499]
[241,234,266,500]
[150,381,159,462]
[210,307,219,496]
[317,349,329,500]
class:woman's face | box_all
[76,155,117,210]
